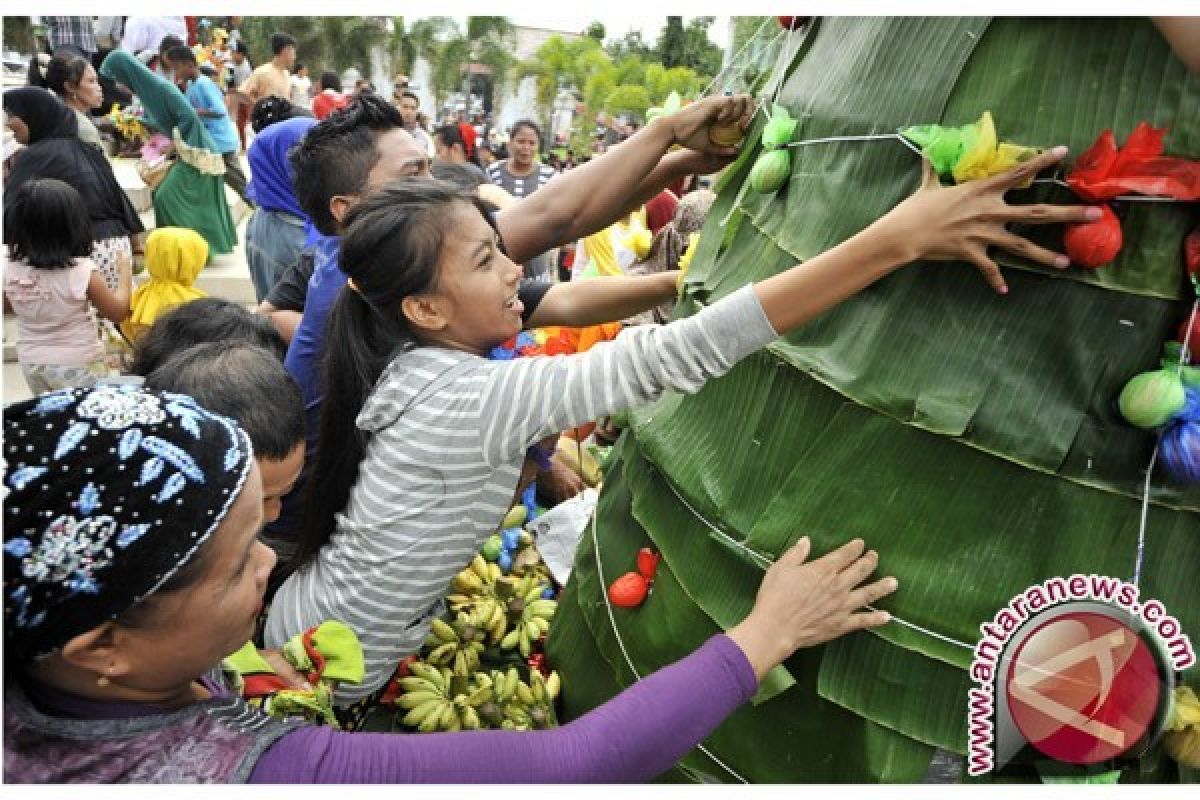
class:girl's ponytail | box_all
[291,179,494,570]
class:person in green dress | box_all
[99,49,237,260]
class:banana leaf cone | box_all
[548,18,1200,783]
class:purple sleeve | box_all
[249,634,758,784]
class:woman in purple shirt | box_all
[3,385,896,783]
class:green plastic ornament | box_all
[1118,369,1187,429]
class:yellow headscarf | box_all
[122,228,208,339]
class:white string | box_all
[1132,443,1158,589]
[658,473,976,653]
[698,16,781,99]
[1135,295,1200,587]
[1030,177,1191,204]
[589,506,750,783]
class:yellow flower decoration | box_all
[952,111,1040,184]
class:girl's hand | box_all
[877,146,1102,294]
[727,537,896,681]
[664,94,755,158]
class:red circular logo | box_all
[1005,612,1162,765]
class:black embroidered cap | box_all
[4,386,253,661]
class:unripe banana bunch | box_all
[395,662,454,732]
[424,614,487,678]
[398,664,499,732]
[496,670,560,730]
[498,580,557,657]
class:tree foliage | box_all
[3,16,35,54]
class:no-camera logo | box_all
[967,576,1194,776]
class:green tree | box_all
[604,84,651,118]
[3,16,35,54]
[238,16,403,78]
[584,21,606,42]
[656,16,686,68]
[681,17,723,77]
[605,30,653,62]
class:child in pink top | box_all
[3,179,131,393]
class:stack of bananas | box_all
[496,572,556,658]
[396,661,562,733]
[424,614,486,678]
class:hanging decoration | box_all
[748,105,798,193]
[900,111,1040,184]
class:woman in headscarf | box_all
[244,116,315,302]
[3,87,143,291]
[4,384,891,784]
[99,49,237,260]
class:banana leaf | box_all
[553,17,1200,783]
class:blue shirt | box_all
[284,232,345,456]
[185,74,239,155]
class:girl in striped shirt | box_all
[265,95,1098,705]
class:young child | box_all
[131,296,286,376]
[265,95,1097,706]
[119,227,208,343]
[2,178,130,393]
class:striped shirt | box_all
[486,160,558,280]
[264,286,779,703]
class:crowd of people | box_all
[2,14,1114,785]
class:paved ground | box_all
[3,156,256,405]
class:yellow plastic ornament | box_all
[1164,686,1200,768]
[676,232,700,289]
[952,112,1040,184]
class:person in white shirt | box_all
[289,63,312,108]
[120,17,187,55]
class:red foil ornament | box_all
[1067,123,1200,202]
[1063,205,1122,269]
[608,572,649,608]
[636,547,661,583]
[1186,226,1200,280]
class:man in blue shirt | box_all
[168,45,249,203]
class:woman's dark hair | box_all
[293,180,499,569]
[509,118,542,150]
[27,47,90,99]
[3,179,94,268]
[250,95,313,134]
[130,297,287,376]
[271,32,297,55]
[319,70,340,92]
[289,94,404,234]
[432,161,485,190]
[145,341,305,461]
[433,123,481,167]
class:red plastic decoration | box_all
[1067,123,1200,202]
[1063,205,1123,269]
[636,547,661,583]
[608,572,649,608]
[1179,311,1200,359]
[1186,226,1200,280]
